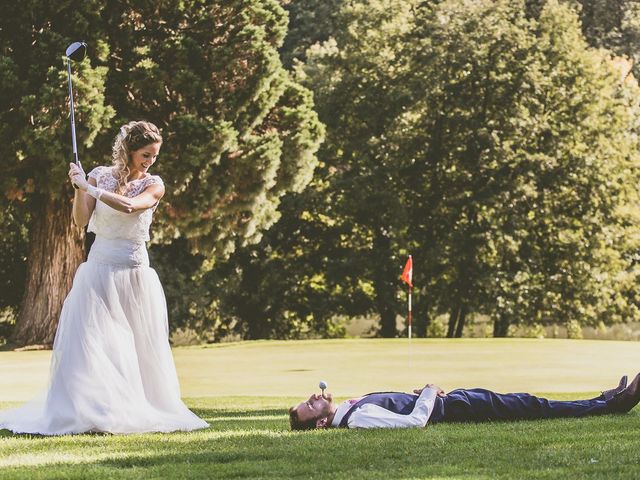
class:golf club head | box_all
[65,42,87,61]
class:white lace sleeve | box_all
[144,176,164,211]
[144,175,164,188]
[123,175,165,211]
[87,166,103,182]
[87,165,119,191]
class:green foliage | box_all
[293,0,420,337]
[426,317,447,338]
[0,204,28,342]
[0,205,28,311]
[96,0,324,257]
[575,0,640,77]
[149,239,215,342]
[1,1,323,343]
[524,323,545,339]
[4,0,640,342]
[0,1,113,334]
[280,0,344,67]
[196,189,372,340]
[192,0,418,339]
[0,1,115,202]
[0,0,324,255]
[239,0,640,339]
[566,319,584,339]
[390,0,640,336]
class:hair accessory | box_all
[120,126,127,138]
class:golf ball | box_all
[319,380,328,390]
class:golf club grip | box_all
[71,154,80,189]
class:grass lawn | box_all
[1,338,639,479]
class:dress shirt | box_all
[330,387,438,429]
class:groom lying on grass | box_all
[289,373,640,430]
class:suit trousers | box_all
[429,388,611,423]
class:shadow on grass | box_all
[192,408,286,418]
[0,342,53,352]
[0,407,287,439]
[0,428,112,439]
[1,408,639,479]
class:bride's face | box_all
[129,142,161,175]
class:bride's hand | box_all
[68,163,88,191]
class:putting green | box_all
[1,338,639,402]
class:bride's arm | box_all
[70,174,97,228]
[96,184,165,214]
[69,163,165,214]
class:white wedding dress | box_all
[0,166,209,435]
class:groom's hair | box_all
[288,407,317,431]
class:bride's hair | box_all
[112,121,163,194]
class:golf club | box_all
[65,41,87,187]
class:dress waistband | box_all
[88,236,149,268]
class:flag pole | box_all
[408,284,412,340]
[400,254,414,368]
[401,254,413,340]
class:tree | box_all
[0,1,114,346]
[394,0,640,336]
[0,203,28,342]
[280,0,344,68]
[213,183,375,340]
[159,0,413,340]
[3,0,323,347]
[244,0,640,340]
[575,0,640,76]
[99,0,323,256]
[293,0,419,336]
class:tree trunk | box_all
[416,309,429,338]
[493,315,510,337]
[372,229,397,338]
[454,305,467,338]
[374,277,397,338]
[10,192,85,347]
[236,261,269,340]
[446,306,459,338]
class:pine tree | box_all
[0,1,114,346]
[2,0,323,346]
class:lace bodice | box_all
[87,166,164,242]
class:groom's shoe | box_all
[609,373,640,413]
[601,375,628,401]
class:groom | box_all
[289,374,639,430]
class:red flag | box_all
[401,255,413,287]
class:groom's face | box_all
[295,393,333,423]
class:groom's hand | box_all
[413,384,446,397]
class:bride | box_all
[0,121,208,435]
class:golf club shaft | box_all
[66,58,81,189]
[66,59,79,165]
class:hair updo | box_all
[111,120,162,194]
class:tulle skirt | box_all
[0,236,209,435]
